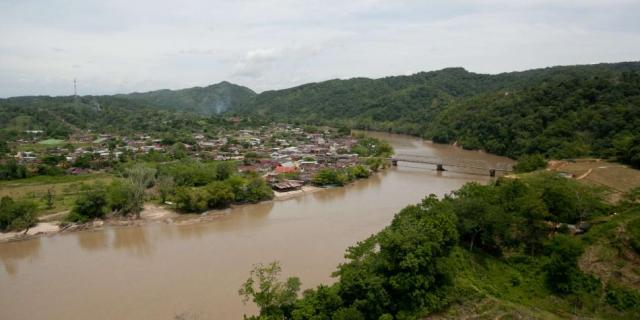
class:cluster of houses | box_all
[11,125,368,191]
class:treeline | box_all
[350,135,394,158]
[427,70,640,166]
[162,161,273,212]
[63,161,274,223]
[116,81,255,115]
[312,165,371,186]
[239,173,640,319]
[0,95,267,146]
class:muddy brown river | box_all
[0,132,513,320]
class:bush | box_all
[241,176,274,203]
[204,181,235,209]
[158,161,238,187]
[0,196,38,231]
[543,235,585,294]
[364,157,387,172]
[174,187,209,213]
[627,217,640,254]
[605,284,640,311]
[156,175,176,203]
[313,168,348,186]
[68,189,107,222]
[239,261,301,320]
[0,159,30,180]
[526,172,608,223]
[107,180,144,216]
[347,165,370,179]
[514,154,547,173]
[350,136,394,157]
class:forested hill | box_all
[117,81,256,114]
[0,95,234,140]
[230,62,640,166]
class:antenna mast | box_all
[73,78,77,96]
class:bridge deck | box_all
[392,153,513,172]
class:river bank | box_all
[0,184,329,243]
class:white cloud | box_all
[0,0,639,97]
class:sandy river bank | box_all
[0,185,327,243]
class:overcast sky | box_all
[1,0,639,97]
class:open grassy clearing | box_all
[0,173,114,215]
[549,159,640,199]
[37,138,65,145]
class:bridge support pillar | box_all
[436,164,445,171]
[391,159,398,166]
[489,169,496,177]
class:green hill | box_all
[117,81,256,114]
[231,62,640,166]
[0,95,231,140]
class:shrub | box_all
[239,261,301,320]
[543,235,586,294]
[174,187,209,213]
[107,180,143,216]
[347,165,370,179]
[68,189,107,222]
[605,284,640,311]
[204,181,235,209]
[514,154,547,173]
[627,217,640,254]
[313,168,346,186]
[0,196,38,231]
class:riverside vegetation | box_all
[239,172,640,319]
[0,127,392,233]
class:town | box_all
[9,124,391,192]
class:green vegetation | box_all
[38,139,65,145]
[0,173,112,217]
[627,217,640,254]
[117,81,255,115]
[312,165,371,187]
[239,262,302,320]
[350,135,394,157]
[0,196,38,231]
[0,160,29,180]
[241,172,640,319]
[66,188,108,223]
[156,160,273,213]
[228,62,640,168]
[513,154,547,173]
[0,95,265,145]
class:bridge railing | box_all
[391,153,513,175]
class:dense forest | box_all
[116,81,255,114]
[0,95,265,144]
[239,173,640,319]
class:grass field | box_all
[549,159,640,201]
[0,173,114,215]
[38,139,66,145]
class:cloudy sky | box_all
[1,0,639,97]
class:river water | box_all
[0,132,513,320]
